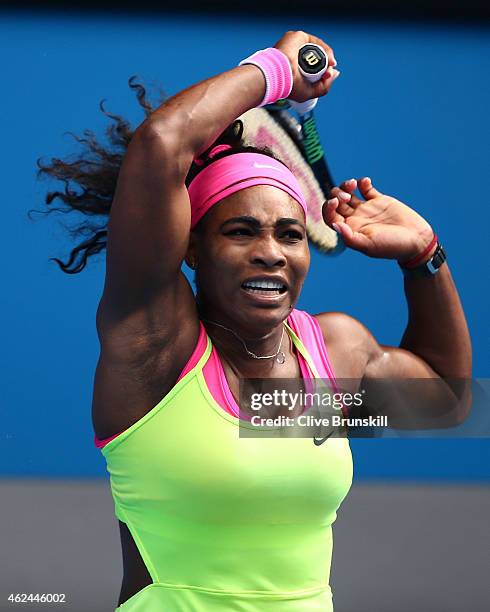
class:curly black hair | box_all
[33,77,279,274]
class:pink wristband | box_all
[239,47,293,107]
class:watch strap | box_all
[399,243,447,278]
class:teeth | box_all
[243,280,285,290]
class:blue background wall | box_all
[1,10,489,478]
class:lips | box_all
[240,276,289,293]
[240,278,288,306]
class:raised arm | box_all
[98,31,338,347]
[319,177,472,427]
[98,67,265,320]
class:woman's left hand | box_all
[322,177,435,262]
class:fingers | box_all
[323,196,374,253]
[330,222,373,252]
[358,177,382,200]
[307,33,339,96]
[312,68,340,97]
[329,177,380,211]
[339,178,357,193]
[276,31,339,99]
[329,184,364,216]
[309,34,337,69]
[335,180,364,207]
[339,179,357,193]
[329,188,353,216]
[322,197,345,226]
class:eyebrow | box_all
[220,216,306,231]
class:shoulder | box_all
[310,311,382,379]
[312,311,373,342]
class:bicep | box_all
[316,312,466,426]
[315,311,439,381]
[356,320,462,427]
[365,344,440,379]
[102,122,193,315]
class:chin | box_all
[236,300,292,329]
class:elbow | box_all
[444,379,473,427]
[455,381,473,426]
[135,117,183,154]
[134,117,192,177]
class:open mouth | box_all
[241,280,288,296]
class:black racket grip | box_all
[298,44,328,83]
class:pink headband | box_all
[188,150,308,229]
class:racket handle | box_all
[289,43,328,115]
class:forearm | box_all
[400,263,472,378]
[142,65,265,160]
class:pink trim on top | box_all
[288,310,339,389]
[94,321,208,449]
[94,431,119,449]
[94,310,339,447]
[289,311,349,417]
[199,309,324,420]
[176,321,208,383]
[202,341,314,421]
[204,345,242,419]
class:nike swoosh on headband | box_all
[188,152,307,229]
[253,162,285,172]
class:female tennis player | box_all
[38,30,471,612]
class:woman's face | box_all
[190,185,310,334]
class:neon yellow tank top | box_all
[101,320,353,611]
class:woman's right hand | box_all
[274,30,340,103]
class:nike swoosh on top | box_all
[313,431,333,446]
[313,438,327,446]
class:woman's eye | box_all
[283,231,303,240]
[226,228,252,236]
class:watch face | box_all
[427,259,439,274]
[431,245,447,271]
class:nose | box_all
[249,235,286,268]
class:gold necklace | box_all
[201,318,287,364]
